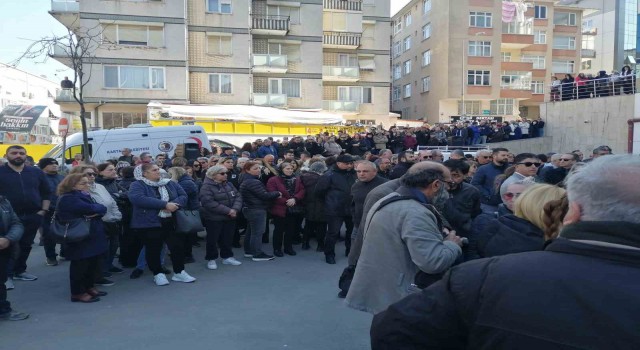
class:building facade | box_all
[390,0,583,123]
[49,0,391,129]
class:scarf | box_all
[134,165,172,218]
[280,174,296,197]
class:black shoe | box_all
[108,266,125,274]
[252,253,275,262]
[325,256,336,265]
[103,271,113,278]
[95,278,115,287]
[284,248,297,256]
[301,242,310,250]
[338,290,348,298]
[273,250,284,257]
[184,256,196,264]
[192,242,201,247]
[129,268,144,279]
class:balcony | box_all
[55,88,76,103]
[323,31,361,49]
[49,0,79,28]
[322,66,360,82]
[323,0,362,11]
[581,49,596,58]
[501,19,534,49]
[252,54,288,73]
[253,94,287,107]
[501,61,534,71]
[323,100,360,112]
[49,43,75,68]
[500,73,533,99]
[251,15,290,36]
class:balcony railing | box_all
[323,100,360,112]
[323,31,362,47]
[253,54,288,68]
[323,66,360,79]
[254,93,287,107]
[252,15,290,32]
[56,88,76,102]
[581,49,596,58]
[323,0,362,11]
[549,72,638,101]
[51,0,79,12]
[502,19,534,35]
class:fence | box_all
[548,73,637,102]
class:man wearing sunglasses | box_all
[542,153,577,185]
[499,153,541,198]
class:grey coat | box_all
[346,187,462,314]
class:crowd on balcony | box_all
[550,65,636,101]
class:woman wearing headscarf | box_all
[128,163,194,286]
[266,162,305,257]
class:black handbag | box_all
[175,209,204,234]
[50,197,92,243]
[286,205,305,215]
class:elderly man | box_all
[118,148,134,165]
[375,157,392,179]
[449,149,465,160]
[417,150,432,162]
[584,145,612,162]
[350,161,388,252]
[139,152,153,164]
[371,155,640,349]
[543,153,576,185]
[476,150,492,166]
[346,162,463,314]
[430,150,444,163]
[378,149,393,160]
[499,153,541,197]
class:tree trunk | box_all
[79,103,91,161]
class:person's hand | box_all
[165,202,180,212]
[0,237,10,250]
[37,210,46,216]
[277,192,283,198]
[228,209,237,218]
[263,167,271,175]
[277,159,284,165]
[444,230,463,247]
[286,198,296,207]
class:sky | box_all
[1,0,410,82]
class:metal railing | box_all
[323,100,360,112]
[252,54,288,68]
[253,93,287,106]
[51,0,79,12]
[56,88,75,102]
[323,31,362,47]
[322,66,360,79]
[323,0,362,11]
[251,15,290,31]
[548,73,637,101]
[502,18,534,35]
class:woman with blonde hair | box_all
[473,184,566,259]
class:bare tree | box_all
[12,23,112,161]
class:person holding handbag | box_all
[200,165,243,270]
[56,174,108,303]
[128,163,195,286]
[266,162,305,257]
[168,167,200,264]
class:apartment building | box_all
[390,0,583,123]
[49,0,391,129]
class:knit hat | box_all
[308,161,327,175]
[336,154,355,163]
[38,158,58,169]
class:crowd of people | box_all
[0,131,636,348]
[551,66,637,101]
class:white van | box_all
[43,124,211,164]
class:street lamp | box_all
[461,32,486,118]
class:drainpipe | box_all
[628,118,640,153]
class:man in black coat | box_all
[371,155,640,349]
[388,151,415,180]
[542,153,576,185]
[350,162,387,252]
[442,159,481,239]
[315,154,357,264]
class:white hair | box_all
[566,155,640,223]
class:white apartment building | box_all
[49,0,391,130]
[0,63,60,111]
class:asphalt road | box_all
[2,239,372,350]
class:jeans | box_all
[69,255,102,295]
[325,215,353,257]
[204,220,236,260]
[103,222,121,271]
[138,219,185,275]
[0,249,10,314]
[272,215,297,251]
[243,208,267,256]
[8,213,43,276]
[480,135,488,144]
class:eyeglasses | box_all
[517,162,542,168]
[503,192,522,199]
[480,156,491,159]
[217,172,228,175]
[422,156,433,159]
[558,158,573,162]
[85,173,96,177]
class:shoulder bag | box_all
[50,196,92,243]
[175,209,204,234]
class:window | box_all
[581,60,592,70]
[102,24,164,47]
[393,64,401,80]
[102,112,148,129]
[468,70,491,86]
[423,0,431,14]
[209,74,232,93]
[501,52,512,62]
[422,76,431,92]
[534,30,547,44]
[403,36,412,52]
[338,86,372,103]
[104,66,165,90]
[362,87,373,103]
[521,55,545,69]
[393,20,402,35]
[469,12,492,28]
[490,99,514,115]
[392,86,401,101]
[582,35,595,50]
[422,50,431,66]
[552,60,575,74]
[554,12,577,26]
[457,101,481,115]
[401,107,410,118]
[531,81,544,94]
[207,0,232,14]
[267,6,300,24]
[422,23,431,40]
[468,41,491,57]
[393,41,402,57]
[207,35,232,55]
[534,5,547,19]
[501,71,531,90]
[403,60,412,75]
[404,84,411,98]
[269,78,301,98]
[324,12,346,31]
[553,36,576,49]
[404,13,412,27]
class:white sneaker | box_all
[243,253,253,258]
[207,260,218,270]
[222,257,242,266]
[171,270,196,283]
[5,278,14,290]
[153,273,170,286]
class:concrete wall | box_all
[541,94,635,155]
[486,137,553,155]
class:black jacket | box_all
[300,172,325,222]
[442,182,481,237]
[388,162,412,180]
[315,166,356,217]
[0,197,24,258]
[473,214,544,259]
[239,174,280,210]
[0,165,51,216]
[371,221,640,350]
[543,167,569,185]
[199,178,243,221]
[351,176,388,228]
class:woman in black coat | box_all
[561,74,575,101]
[55,174,108,303]
[300,161,328,251]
